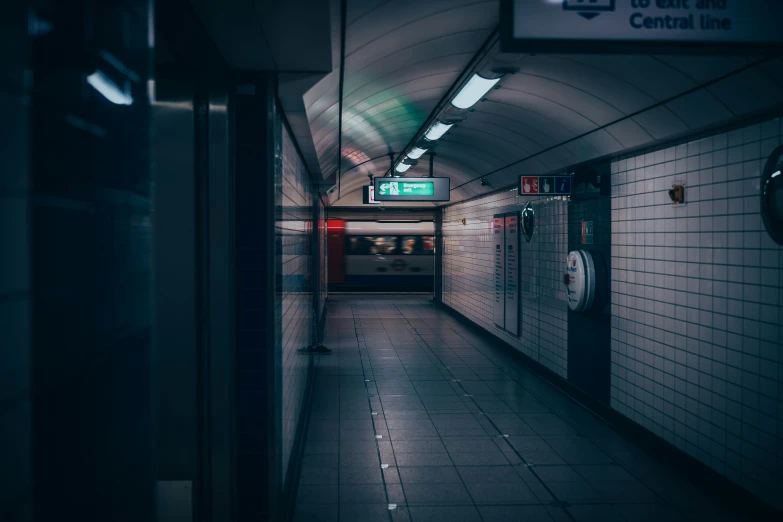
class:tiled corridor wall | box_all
[442,191,569,378]
[610,118,783,508]
[279,124,318,486]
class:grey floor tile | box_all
[613,503,687,521]
[517,451,567,466]
[381,465,400,484]
[566,504,625,521]
[591,480,659,503]
[394,452,454,467]
[302,454,338,468]
[386,483,406,504]
[407,506,482,522]
[339,484,387,504]
[298,466,339,485]
[399,466,462,484]
[391,439,447,453]
[402,482,473,505]
[441,437,502,453]
[293,503,338,522]
[449,450,509,466]
[296,484,338,504]
[534,465,583,482]
[464,481,539,504]
[339,452,380,468]
[340,465,384,485]
[339,503,392,522]
[478,505,562,522]
[573,464,635,483]
[544,481,603,503]
[458,465,525,484]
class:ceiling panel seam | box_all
[554,55,691,101]
[509,73,644,116]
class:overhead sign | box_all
[362,185,381,204]
[520,175,572,196]
[501,0,783,54]
[373,177,450,201]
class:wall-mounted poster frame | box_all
[493,214,505,329]
[504,212,520,336]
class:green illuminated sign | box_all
[377,181,434,197]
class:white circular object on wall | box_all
[566,250,596,313]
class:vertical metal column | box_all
[433,207,443,303]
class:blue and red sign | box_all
[519,175,572,195]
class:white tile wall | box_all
[280,125,314,484]
[442,189,569,378]
[610,118,783,509]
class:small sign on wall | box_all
[581,221,594,245]
[520,175,572,195]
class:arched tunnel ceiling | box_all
[301,0,783,207]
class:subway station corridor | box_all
[5,1,783,521]
[293,297,745,522]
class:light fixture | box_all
[451,74,500,110]
[407,146,428,159]
[395,163,412,173]
[772,170,781,178]
[87,70,133,105]
[424,121,453,141]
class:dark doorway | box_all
[567,164,612,405]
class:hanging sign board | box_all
[501,0,783,55]
[362,185,381,204]
[504,212,520,336]
[493,214,506,329]
[374,177,450,201]
[520,175,572,196]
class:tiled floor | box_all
[292,296,747,522]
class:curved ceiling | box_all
[301,0,783,206]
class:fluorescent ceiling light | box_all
[425,121,453,141]
[87,70,133,105]
[451,74,499,109]
[395,163,412,173]
[407,146,427,159]
[772,170,781,178]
